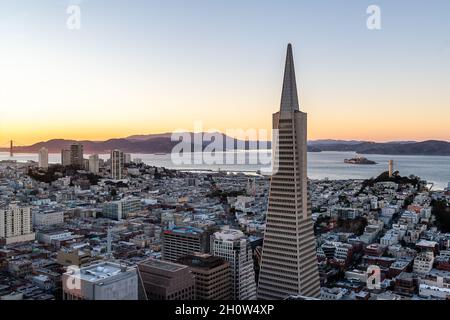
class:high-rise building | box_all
[38,147,49,169]
[162,226,211,262]
[211,229,257,300]
[62,262,138,300]
[70,144,84,168]
[178,253,231,300]
[0,204,35,245]
[137,258,196,300]
[257,44,321,299]
[89,154,100,174]
[110,149,124,180]
[61,149,71,166]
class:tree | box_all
[432,199,450,232]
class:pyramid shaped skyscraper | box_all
[257,44,321,300]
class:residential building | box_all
[88,154,100,175]
[413,251,435,274]
[110,149,124,180]
[70,144,84,168]
[0,204,35,245]
[38,147,48,169]
[61,149,71,166]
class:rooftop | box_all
[164,226,204,236]
[138,258,185,272]
[178,253,227,270]
[65,262,132,282]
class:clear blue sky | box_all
[1,0,449,144]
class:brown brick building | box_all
[179,253,231,300]
[137,259,195,300]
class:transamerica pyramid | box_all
[257,44,321,300]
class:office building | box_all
[62,262,138,300]
[0,204,35,245]
[162,226,210,262]
[179,253,231,300]
[110,149,124,180]
[211,229,256,300]
[258,44,321,299]
[137,258,195,300]
[38,147,49,169]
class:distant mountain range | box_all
[308,140,450,156]
[1,133,271,154]
[2,134,450,156]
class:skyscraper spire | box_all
[280,43,299,112]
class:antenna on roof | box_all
[106,225,112,259]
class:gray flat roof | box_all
[139,259,184,272]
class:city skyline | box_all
[1,0,450,145]
[1,1,450,305]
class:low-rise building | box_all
[62,262,138,300]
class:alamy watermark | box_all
[367,5,382,30]
[64,265,82,291]
[366,265,381,290]
[170,122,278,174]
[67,4,81,30]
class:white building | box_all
[33,210,64,228]
[37,230,72,244]
[419,269,450,290]
[360,220,384,244]
[211,229,256,300]
[102,197,142,220]
[38,147,49,169]
[88,154,100,175]
[413,251,435,274]
[419,284,450,300]
[380,230,402,246]
[62,262,138,300]
[0,204,35,244]
[320,287,346,300]
[345,269,367,283]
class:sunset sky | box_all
[1,0,450,146]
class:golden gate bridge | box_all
[0,139,28,157]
